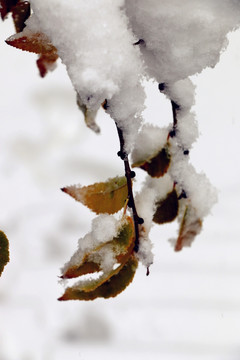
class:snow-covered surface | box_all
[1,17,240,360]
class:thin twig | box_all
[115,124,143,252]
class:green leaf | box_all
[62,216,135,279]
[62,176,128,215]
[0,230,9,277]
[132,145,171,178]
[58,255,138,301]
[175,205,202,252]
[153,189,178,224]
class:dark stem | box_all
[170,100,180,136]
[115,124,143,252]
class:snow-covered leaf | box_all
[77,93,100,133]
[175,205,202,252]
[0,230,9,277]
[153,189,178,224]
[62,176,128,215]
[132,145,171,178]
[62,216,135,279]
[58,255,138,301]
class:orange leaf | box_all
[62,176,128,215]
[58,255,138,301]
[6,30,58,77]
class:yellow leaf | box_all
[62,176,128,214]
[0,230,9,277]
[153,189,178,224]
[132,145,171,178]
[58,255,138,301]
[62,216,135,279]
[175,206,202,252]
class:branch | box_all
[115,124,143,252]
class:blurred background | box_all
[1,18,240,360]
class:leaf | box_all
[153,189,178,224]
[132,145,171,178]
[58,255,138,301]
[175,205,202,252]
[62,176,128,215]
[12,1,30,33]
[0,230,9,277]
[5,30,58,77]
[62,216,135,279]
[0,0,18,20]
[77,93,100,133]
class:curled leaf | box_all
[58,255,138,301]
[175,205,202,252]
[0,230,9,277]
[6,30,58,77]
[153,189,178,224]
[62,176,128,215]
[77,93,100,133]
[132,145,171,178]
[62,216,135,279]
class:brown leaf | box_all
[0,230,9,277]
[6,30,58,77]
[62,216,135,279]
[58,255,138,301]
[153,189,178,224]
[12,1,30,33]
[0,0,18,20]
[132,145,171,178]
[175,206,202,252]
[62,176,128,215]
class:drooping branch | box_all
[115,124,143,252]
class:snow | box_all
[1,6,240,360]
[28,0,146,152]
[125,0,240,83]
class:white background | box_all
[1,18,240,360]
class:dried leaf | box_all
[132,145,171,178]
[77,93,100,133]
[0,0,18,20]
[62,176,128,215]
[6,30,58,77]
[0,230,9,276]
[175,206,202,252]
[153,189,178,224]
[58,255,138,301]
[12,1,30,33]
[62,216,135,279]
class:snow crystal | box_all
[125,0,240,83]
